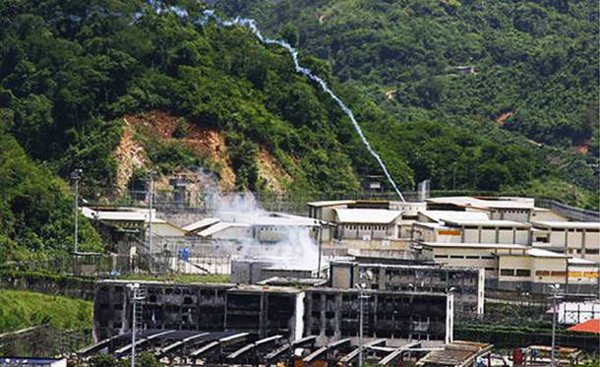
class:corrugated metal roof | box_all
[427,196,534,210]
[532,221,600,229]
[81,207,164,223]
[568,257,597,265]
[419,210,489,223]
[442,219,530,228]
[334,209,402,224]
[197,222,251,237]
[182,218,221,232]
[307,200,356,207]
[422,242,529,250]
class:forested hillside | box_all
[215,0,599,189]
[0,0,597,258]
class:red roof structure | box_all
[567,319,600,334]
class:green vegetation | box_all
[0,0,597,261]
[0,290,93,333]
[215,0,599,202]
[89,352,161,367]
[0,110,102,261]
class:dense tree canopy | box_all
[0,0,597,259]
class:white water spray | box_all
[202,10,406,202]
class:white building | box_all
[333,208,403,240]
[531,221,600,262]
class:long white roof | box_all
[422,242,529,250]
[82,207,164,223]
[197,222,251,237]
[427,196,534,210]
[307,200,356,208]
[334,208,402,224]
[532,221,600,229]
[182,218,221,232]
[419,210,489,223]
[443,219,531,228]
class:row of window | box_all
[544,228,600,233]
[568,248,600,255]
[345,225,388,231]
[500,269,531,277]
[434,255,495,260]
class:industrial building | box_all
[94,280,454,346]
[329,261,484,314]
[420,242,599,293]
[531,221,600,262]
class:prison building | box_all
[333,209,403,240]
[230,258,323,284]
[329,261,484,314]
[304,288,453,345]
[94,281,454,346]
[531,221,600,262]
[426,197,535,222]
[422,242,599,294]
[412,219,531,245]
[94,281,304,341]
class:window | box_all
[450,255,464,259]
[586,249,599,255]
[434,255,448,259]
[484,267,496,272]
[516,269,531,277]
[466,256,479,259]
[536,270,550,276]
[551,271,567,277]
[481,256,494,260]
[500,269,515,276]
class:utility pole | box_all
[127,283,145,367]
[356,269,373,367]
[70,169,82,254]
[147,171,155,254]
[548,284,562,367]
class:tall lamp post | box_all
[127,283,145,367]
[355,269,373,367]
[147,170,155,255]
[548,284,562,367]
[70,169,83,254]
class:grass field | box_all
[0,290,93,333]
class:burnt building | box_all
[329,261,484,314]
[94,281,453,346]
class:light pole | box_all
[70,169,82,254]
[127,283,145,367]
[548,284,562,367]
[355,269,373,367]
[147,171,155,255]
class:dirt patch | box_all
[117,111,236,192]
[256,147,293,191]
[113,118,147,194]
[494,111,514,125]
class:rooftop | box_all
[531,221,600,229]
[182,218,220,232]
[421,242,529,250]
[427,196,534,210]
[307,200,356,208]
[442,219,530,228]
[419,210,489,223]
[82,207,163,223]
[495,248,568,258]
[334,208,402,224]
[197,222,251,237]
